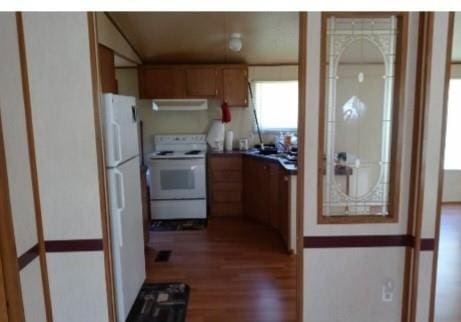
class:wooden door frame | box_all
[427,12,455,322]
[405,12,455,322]
[0,111,25,322]
[296,11,307,322]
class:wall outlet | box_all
[382,280,394,302]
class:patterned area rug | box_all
[127,283,190,322]
[150,219,206,232]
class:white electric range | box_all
[148,135,207,220]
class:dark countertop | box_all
[208,150,298,175]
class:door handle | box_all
[113,122,122,165]
[114,169,125,247]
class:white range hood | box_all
[152,99,208,111]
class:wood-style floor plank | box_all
[146,216,297,322]
[435,204,461,322]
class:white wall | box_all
[116,65,298,161]
[302,12,420,322]
[21,13,109,322]
[442,64,461,202]
[0,12,47,322]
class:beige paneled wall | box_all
[0,12,47,322]
[96,12,142,64]
[302,12,420,322]
[21,12,109,322]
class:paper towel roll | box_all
[225,130,234,152]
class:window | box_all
[254,81,298,131]
[444,79,461,170]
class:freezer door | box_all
[102,94,139,167]
[107,156,146,322]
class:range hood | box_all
[152,99,208,111]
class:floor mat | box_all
[127,283,190,322]
[150,219,206,232]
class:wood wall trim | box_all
[428,12,455,322]
[0,111,25,322]
[17,244,39,271]
[88,12,116,322]
[15,12,54,322]
[296,12,307,322]
[103,12,143,64]
[406,12,434,322]
[0,251,9,322]
[44,239,104,252]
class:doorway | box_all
[95,11,307,322]
[434,43,461,322]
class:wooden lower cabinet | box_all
[208,154,243,216]
[242,155,290,248]
[208,153,291,249]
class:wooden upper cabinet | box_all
[98,45,118,94]
[186,67,219,97]
[222,67,248,107]
[139,68,186,99]
[138,64,248,106]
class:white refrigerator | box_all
[101,94,146,322]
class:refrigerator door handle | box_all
[114,169,126,247]
[113,122,123,165]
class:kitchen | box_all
[97,12,300,322]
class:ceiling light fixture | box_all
[229,33,242,52]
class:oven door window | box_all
[160,169,195,190]
[149,159,206,200]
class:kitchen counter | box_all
[208,150,298,174]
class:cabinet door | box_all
[279,172,290,246]
[222,67,248,107]
[269,164,281,229]
[138,68,186,99]
[186,67,219,97]
[98,45,118,93]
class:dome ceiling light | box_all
[228,33,242,52]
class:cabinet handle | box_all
[284,176,289,182]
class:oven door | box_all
[149,158,206,200]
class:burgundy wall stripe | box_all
[44,239,103,252]
[303,235,434,251]
[17,243,40,270]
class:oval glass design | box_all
[322,15,399,218]
[334,39,385,198]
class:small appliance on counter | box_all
[207,119,225,152]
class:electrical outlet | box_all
[382,280,394,302]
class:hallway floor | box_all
[146,216,297,322]
[435,204,461,322]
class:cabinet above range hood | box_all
[151,99,208,111]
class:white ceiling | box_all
[452,12,461,62]
[108,12,299,65]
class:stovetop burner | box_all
[185,150,202,155]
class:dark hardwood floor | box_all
[146,216,297,322]
[435,204,461,322]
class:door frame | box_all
[0,111,25,322]
[91,11,309,322]
[427,12,455,322]
[296,11,307,322]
